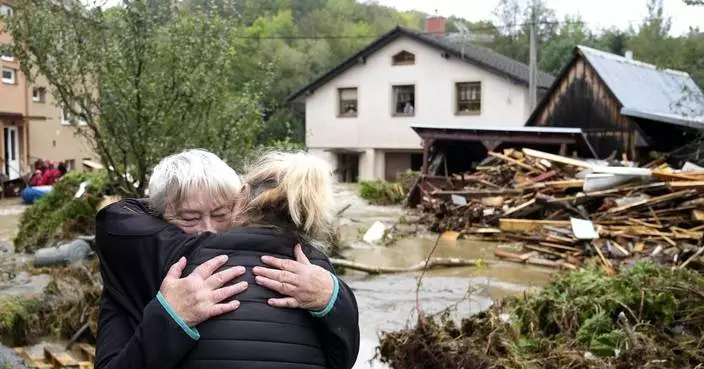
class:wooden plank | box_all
[606,190,696,214]
[13,348,52,369]
[522,148,595,168]
[692,209,704,221]
[652,170,704,182]
[524,244,566,258]
[538,242,580,252]
[668,181,704,189]
[431,189,522,197]
[78,344,95,361]
[499,219,572,233]
[44,346,79,368]
[488,151,543,173]
[525,179,585,190]
[545,234,577,244]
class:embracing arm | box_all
[310,260,361,369]
[93,199,213,369]
[94,289,199,369]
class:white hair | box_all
[236,150,336,241]
[148,149,242,215]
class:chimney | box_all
[425,15,446,36]
[624,50,633,60]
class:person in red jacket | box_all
[29,169,43,186]
[39,160,62,185]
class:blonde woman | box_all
[94,149,360,369]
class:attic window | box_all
[392,51,415,65]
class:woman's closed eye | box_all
[211,212,231,221]
[179,215,202,224]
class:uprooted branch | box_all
[329,257,486,275]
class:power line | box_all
[227,19,645,40]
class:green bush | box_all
[0,296,43,346]
[358,180,406,205]
[13,170,109,253]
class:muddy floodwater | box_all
[0,186,556,369]
[332,184,554,369]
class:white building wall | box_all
[303,36,532,180]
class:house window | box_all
[392,51,415,65]
[392,85,415,116]
[60,105,87,125]
[338,87,358,117]
[1,67,15,84]
[0,3,12,18]
[65,159,75,171]
[32,87,46,102]
[456,82,481,114]
[0,44,13,61]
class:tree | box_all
[7,0,269,196]
[540,15,597,74]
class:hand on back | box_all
[159,255,248,327]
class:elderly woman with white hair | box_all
[94,149,360,369]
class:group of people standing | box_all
[29,159,67,186]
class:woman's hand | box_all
[160,255,248,327]
[252,244,334,311]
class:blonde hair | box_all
[235,150,335,243]
[148,149,242,215]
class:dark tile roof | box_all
[286,26,555,102]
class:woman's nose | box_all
[199,217,216,233]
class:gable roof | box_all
[528,45,704,128]
[286,26,555,102]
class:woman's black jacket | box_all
[93,198,360,369]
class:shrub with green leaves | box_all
[358,181,407,205]
[0,297,43,347]
[13,170,108,253]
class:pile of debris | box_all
[377,260,704,369]
[414,148,704,271]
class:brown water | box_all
[0,188,555,369]
[331,185,554,369]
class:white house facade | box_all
[288,19,554,182]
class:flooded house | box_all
[526,45,704,163]
[287,16,554,182]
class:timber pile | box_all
[416,148,704,271]
[13,343,95,369]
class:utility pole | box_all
[528,0,538,111]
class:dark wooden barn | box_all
[526,45,704,163]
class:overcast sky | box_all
[369,0,704,36]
